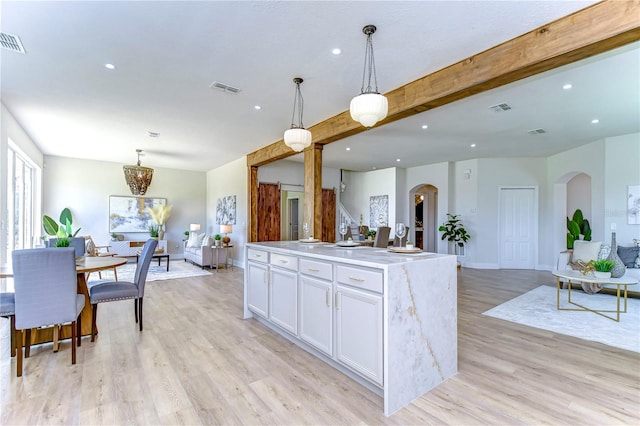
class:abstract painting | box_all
[109,196,166,232]
[216,195,236,224]
[369,195,389,228]
[629,185,640,225]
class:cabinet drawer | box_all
[270,252,298,271]
[300,258,333,281]
[247,248,269,263]
[336,265,383,293]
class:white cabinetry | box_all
[335,284,383,386]
[299,258,333,356]
[110,240,166,256]
[247,260,269,318]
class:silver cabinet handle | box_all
[279,259,288,264]
[254,254,261,258]
[308,268,320,272]
[325,288,330,307]
[348,276,365,282]
[335,291,340,310]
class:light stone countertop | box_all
[246,240,451,269]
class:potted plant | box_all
[149,224,159,239]
[214,234,222,247]
[146,204,172,240]
[42,207,84,255]
[366,229,376,240]
[439,213,471,255]
[566,208,591,249]
[110,232,119,241]
[591,259,615,279]
[406,240,414,249]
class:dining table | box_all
[1,256,127,349]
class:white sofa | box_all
[184,234,227,269]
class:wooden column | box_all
[304,143,323,238]
[248,164,258,242]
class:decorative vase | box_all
[607,232,626,278]
[593,271,611,279]
[158,228,165,240]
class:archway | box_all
[553,172,592,257]
[410,184,438,251]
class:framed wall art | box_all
[216,195,237,224]
[109,196,166,233]
[369,195,389,228]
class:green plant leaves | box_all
[42,215,59,236]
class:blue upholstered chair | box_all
[12,247,85,377]
[47,237,86,258]
[0,292,16,357]
[89,239,157,341]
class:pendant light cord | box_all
[360,30,379,94]
[290,79,305,129]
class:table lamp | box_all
[221,224,232,245]
[190,224,201,233]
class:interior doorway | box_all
[412,184,438,251]
[280,189,304,240]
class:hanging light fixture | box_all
[284,77,312,152]
[123,149,154,196]
[350,24,388,128]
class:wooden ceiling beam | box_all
[246,0,640,168]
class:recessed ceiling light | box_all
[254,105,262,110]
[470,144,477,148]
[421,124,429,129]
[332,48,342,55]
[105,63,116,70]
[345,147,351,151]
[396,158,401,162]
[372,167,377,170]
[563,83,572,90]
[591,119,599,124]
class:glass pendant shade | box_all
[284,77,312,152]
[350,24,388,128]
[350,93,388,127]
[123,149,153,196]
[284,128,312,152]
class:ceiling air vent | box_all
[0,32,26,53]
[489,103,512,113]
[209,81,241,94]
[527,128,547,135]
[147,131,160,138]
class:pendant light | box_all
[284,77,312,152]
[350,25,388,128]
[123,149,154,196]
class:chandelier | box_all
[284,77,312,152]
[123,149,154,196]
[350,25,388,128]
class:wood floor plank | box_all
[1,266,638,424]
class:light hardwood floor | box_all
[1,266,639,425]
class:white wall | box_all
[343,167,397,233]
[206,156,247,266]
[43,156,206,255]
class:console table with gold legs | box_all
[552,270,638,322]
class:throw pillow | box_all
[597,244,611,260]
[186,232,200,248]
[85,239,97,257]
[196,232,207,247]
[617,245,640,268]
[571,241,602,263]
[201,234,211,247]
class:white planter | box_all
[593,271,611,279]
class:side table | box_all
[210,244,233,272]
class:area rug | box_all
[87,260,210,283]
[483,285,640,353]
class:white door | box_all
[499,187,537,269]
[335,285,383,386]
[299,276,333,356]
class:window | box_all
[6,140,41,262]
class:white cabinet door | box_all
[247,261,269,318]
[299,275,332,356]
[269,267,298,335]
[335,284,383,386]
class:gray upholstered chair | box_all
[0,292,16,357]
[47,237,86,258]
[374,226,391,248]
[89,239,158,342]
[12,247,85,377]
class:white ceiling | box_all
[2,1,637,173]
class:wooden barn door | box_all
[257,183,281,241]
[321,189,336,243]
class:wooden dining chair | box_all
[374,226,391,248]
[83,235,118,281]
[89,239,157,342]
[12,248,85,377]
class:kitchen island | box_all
[243,241,457,416]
